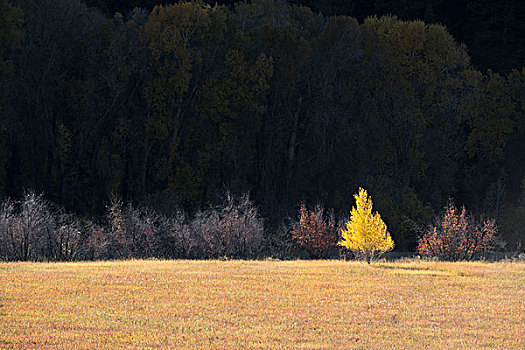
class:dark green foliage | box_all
[85,0,524,74]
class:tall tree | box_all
[358,16,472,249]
[7,0,114,212]
[139,3,231,208]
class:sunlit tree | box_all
[339,188,394,263]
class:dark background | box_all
[1,0,524,252]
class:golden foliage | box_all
[339,188,394,262]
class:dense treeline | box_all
[0,0,524,252]
[83,0,525,74]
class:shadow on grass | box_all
[373,264,430,272]
[372,264,469,277]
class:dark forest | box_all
[0,0,523,257]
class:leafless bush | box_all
[124,205,160,258]
[0,200,16,261]
[0,191,268,261]
[84,220,109,260]
[163,210,201,259]
[0,191,81,261]
[19,191,56,260]
[3,192,55,260]
[192,193,265,258]
[105,196,125,258]
[105,196,161,259]
[265,220,295,259]
[0,192,98,261]
[54,214,84,261]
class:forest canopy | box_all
[0,0,524,252]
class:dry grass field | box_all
[1,259,524,349]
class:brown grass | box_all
[1,259,524,349]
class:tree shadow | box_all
[373,264,430,272]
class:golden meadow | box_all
[1,259,523,349]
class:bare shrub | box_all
[125,206,160,258]
[84,221,109,260]
[13,191,56,260]
[163,210,200,259]
[105,196,161,259]
[266,220,295,259]
[192,193,265,258]
[0,200,16,260]
[54,214,84,261]
[0,192,90,261]
[105,196,127,258]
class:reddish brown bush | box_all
[417,202,499,261]
[291,202,339,259]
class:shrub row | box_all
[0,192,265,261]
[0,191,503,262]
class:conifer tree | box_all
[339,188,394,263]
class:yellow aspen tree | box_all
[339,188,394,263]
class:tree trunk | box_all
[140,139,154,199]
[286,109,300,192]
